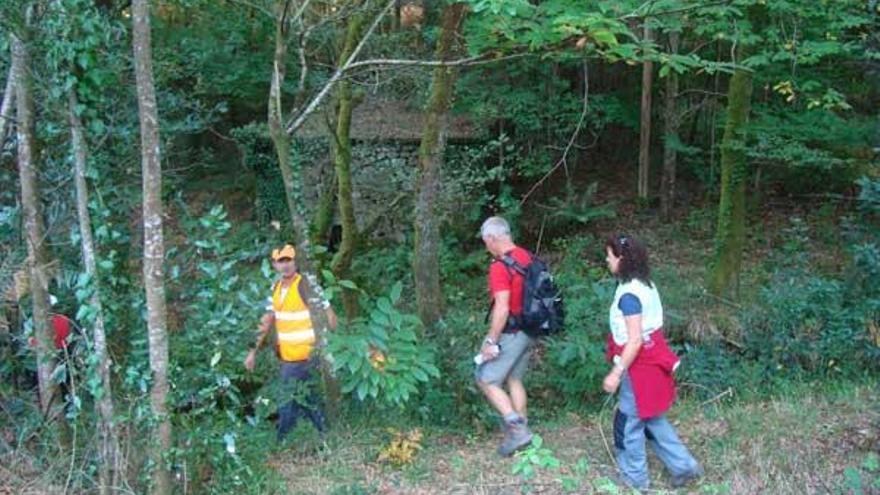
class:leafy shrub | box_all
[327,283,440,407]
[677,344,764,400]
[168,205,282,492]
[535,235,612,409]
[739,257,879,381]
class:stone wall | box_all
[240,129,483,243]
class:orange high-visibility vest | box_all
[272,275,315,362]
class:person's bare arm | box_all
[244,312,274,372]
[602,314,642,393]
[481,290,510,361]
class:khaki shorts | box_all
[475,331,534,386]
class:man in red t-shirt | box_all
[475,216,534,456]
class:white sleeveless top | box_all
[609,279,663,346]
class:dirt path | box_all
[276,384,879,494]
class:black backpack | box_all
[498,253,565,338]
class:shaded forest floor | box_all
[274,382,879,495]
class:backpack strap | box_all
[485,252,530,328]
[499,254,528,277]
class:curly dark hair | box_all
[604,234,652,286]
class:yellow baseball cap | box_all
[271,244,296,261]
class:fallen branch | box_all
[700,288,742,310]
[720,334,745,350]
[700,386,733,407]
[597,393,616,467]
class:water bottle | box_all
[474,344,500,365]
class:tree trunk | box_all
[708,56,753,297]
[1,46,19,146]
[69,89,120,495]
[331,14,364,319]
[413,3,467,330]
[13,33,57,416]
[637,24,654,200]
[309,170,336,254]
[267,0,338,411]
[660,31,680,221]
[131,1,172,492]
[268,0,331,331]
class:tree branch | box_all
[623,0,734,20]
[228,0,274,19]
[285,50,530,135]
[347,53,488,69]
[520,61,591,206]
[284,0,397,135]
[288,0,312,29]
[297,24,314,95]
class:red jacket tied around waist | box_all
[606,329,679,419]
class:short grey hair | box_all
[480,216,511,239]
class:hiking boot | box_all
[670,464,704,488]
[497,421,533,457]
[499,416,528,433]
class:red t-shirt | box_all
[52,315,71,350]
[488,246,531,317]
[28,314,72,350]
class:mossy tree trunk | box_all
[309,169,336,263]
[330,12,364,319]
[267,0,338,412]
[660,30,680,221]
[413,2,467,331]
[13,31,57,418]
[637,23,654,200]
[708,52,753,297]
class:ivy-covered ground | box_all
[273,382,879,495]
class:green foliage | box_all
[231,123,288,228]
[443,135,520,227]
[706,214,879,388]
[857,176,880,216]
[511,434,561,481]
[327,282,440,406]
[540,182,616,231]
[152,1,273,110]
[746,109,875,192]
[165,205,283,492]
[700,482,732,494]
[678,344,761,400]
[540,235,610,407]
[840,454,880,495]
[593,475,623,494]
[560,457,590,493]
[3,0,879,490]
[464,0,635,57]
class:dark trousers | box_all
[277,360,325,441]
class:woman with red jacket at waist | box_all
[601,234,702,490]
